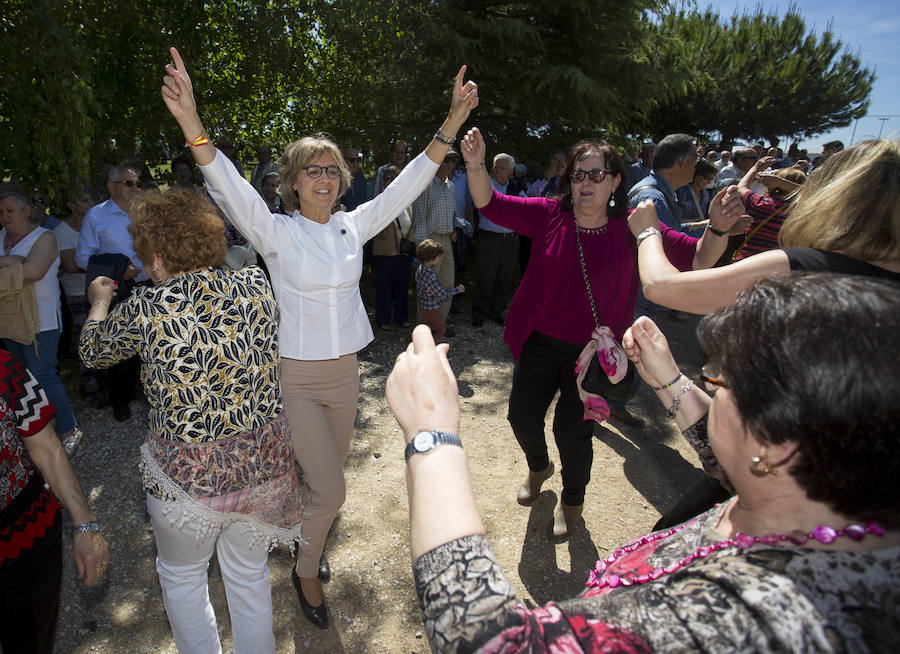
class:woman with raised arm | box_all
[387,274,900,652]
[628,139,900,315]
[161,47,478,629]
[458,127,742,538]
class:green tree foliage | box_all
[0,0,874,205]
[646,6,875,146]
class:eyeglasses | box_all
[698,363,729,394]
[571,168,613,184]
[114,179,143,188]
[303,165,341,179]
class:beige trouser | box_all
[416,231,455,323]
[281,355,359,578]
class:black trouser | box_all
[108,354,139,409]
[0,513,63,654]
[473,231,518,320]
[653,473,732,531]
[507,331,594,506]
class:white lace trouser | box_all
[146,494,275,654]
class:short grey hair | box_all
[493,153,515,168]
[0,183,31,209]
[106,165,138,184]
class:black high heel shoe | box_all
[318,554,331,583]
[292,568,328,629]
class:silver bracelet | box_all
[666,379,693,418]
[636,227,662,247]
[73,521,100,536]
[433,129,455,146]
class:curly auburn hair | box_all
[129,188,226,274]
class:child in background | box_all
[415,239,464,343]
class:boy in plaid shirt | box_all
[415,239,464,343]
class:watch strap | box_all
[404,431,462,462]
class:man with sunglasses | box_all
[76,164,147,421]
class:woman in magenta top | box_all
[460,128,742,537]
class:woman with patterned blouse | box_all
[160,47,479,628]
[80,189,300,654]
[386,274,899,652]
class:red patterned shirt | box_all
[0,350,59,565]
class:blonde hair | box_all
[278,134,352,212]
[779,140,900,262]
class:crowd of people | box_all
[1,44,897,653]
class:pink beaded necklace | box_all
[587,517,886,590]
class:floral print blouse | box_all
[80,266,281,442]
[413,506,899,653]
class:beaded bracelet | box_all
[464,161,485,169]
[185,131,210,147]
[433,129,455,146]
[652,372,683,392]
[666,379,693,418]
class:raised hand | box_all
[708,185,744,231]
[386,325,459,439]
[622,316,681,389]
[161,47,198,122]
[461,127,486,164]
[447,65,479,129]
[627,199,660,236]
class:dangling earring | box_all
[608,195,616,208]
[749,453,777,476]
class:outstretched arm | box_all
[460,127,492,209]
[423,66,479,166]
[387,325,484,560]
[161,47,215,167]
[628,200,791,313]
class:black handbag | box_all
[398,237,417,257]
[396,219,417,257]
[574,225,636,400]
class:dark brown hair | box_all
[555,141,627,217]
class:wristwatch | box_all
[73,521,100,536]
[404,430,462,462]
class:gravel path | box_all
[54,304,706,653]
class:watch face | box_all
[413,431,436,452]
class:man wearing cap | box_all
[411,149,459,324]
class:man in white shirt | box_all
[75,165,146,422]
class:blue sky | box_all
[702,1,900,152]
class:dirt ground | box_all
[54,276,708,653]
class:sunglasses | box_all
[698,363,729,394]
[571,168,613,184]
[114,179,143,188]
[303,165,341,179]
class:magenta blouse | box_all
[478,192,698,360]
